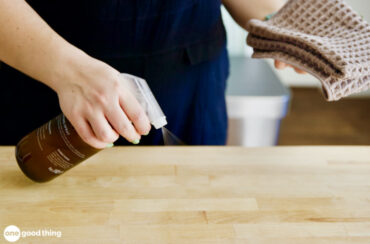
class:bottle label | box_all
[31,114,100,177]
[57,115,86,159]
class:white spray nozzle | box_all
[120,73,167,129]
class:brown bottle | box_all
[15,73,167,183]
[15,114,101,183]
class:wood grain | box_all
[279,88,370,145]
[0,146,369,243]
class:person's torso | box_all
[0,0,227,113]
[26,0,225,59]
[0,0,229,144]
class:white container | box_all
[226,57,290,146]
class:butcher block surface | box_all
[0,146,369,243]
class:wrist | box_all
[46,44,91,93]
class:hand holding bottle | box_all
[54,55,152,149]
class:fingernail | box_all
[106,143,114,148]
[132,139,140,145]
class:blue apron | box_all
[0,0,229,145]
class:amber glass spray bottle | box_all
[15,74,167,182]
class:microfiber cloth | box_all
[246,0,370,101]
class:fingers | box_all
[73,91,150,146]
[72,117,112,149]
[274,60,288,69]
[119,90,151,136]
[275,60,307,74]
[86,112,119,144]
[294,67,307,74]
[105,102,142,143]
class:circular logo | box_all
[3,225,20,242]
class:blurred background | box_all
[223,0,370,146]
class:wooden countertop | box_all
[1,146,370,243]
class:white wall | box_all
[222,0,370,97]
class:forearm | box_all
[0,0,88,92]
[222,0,285,29]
